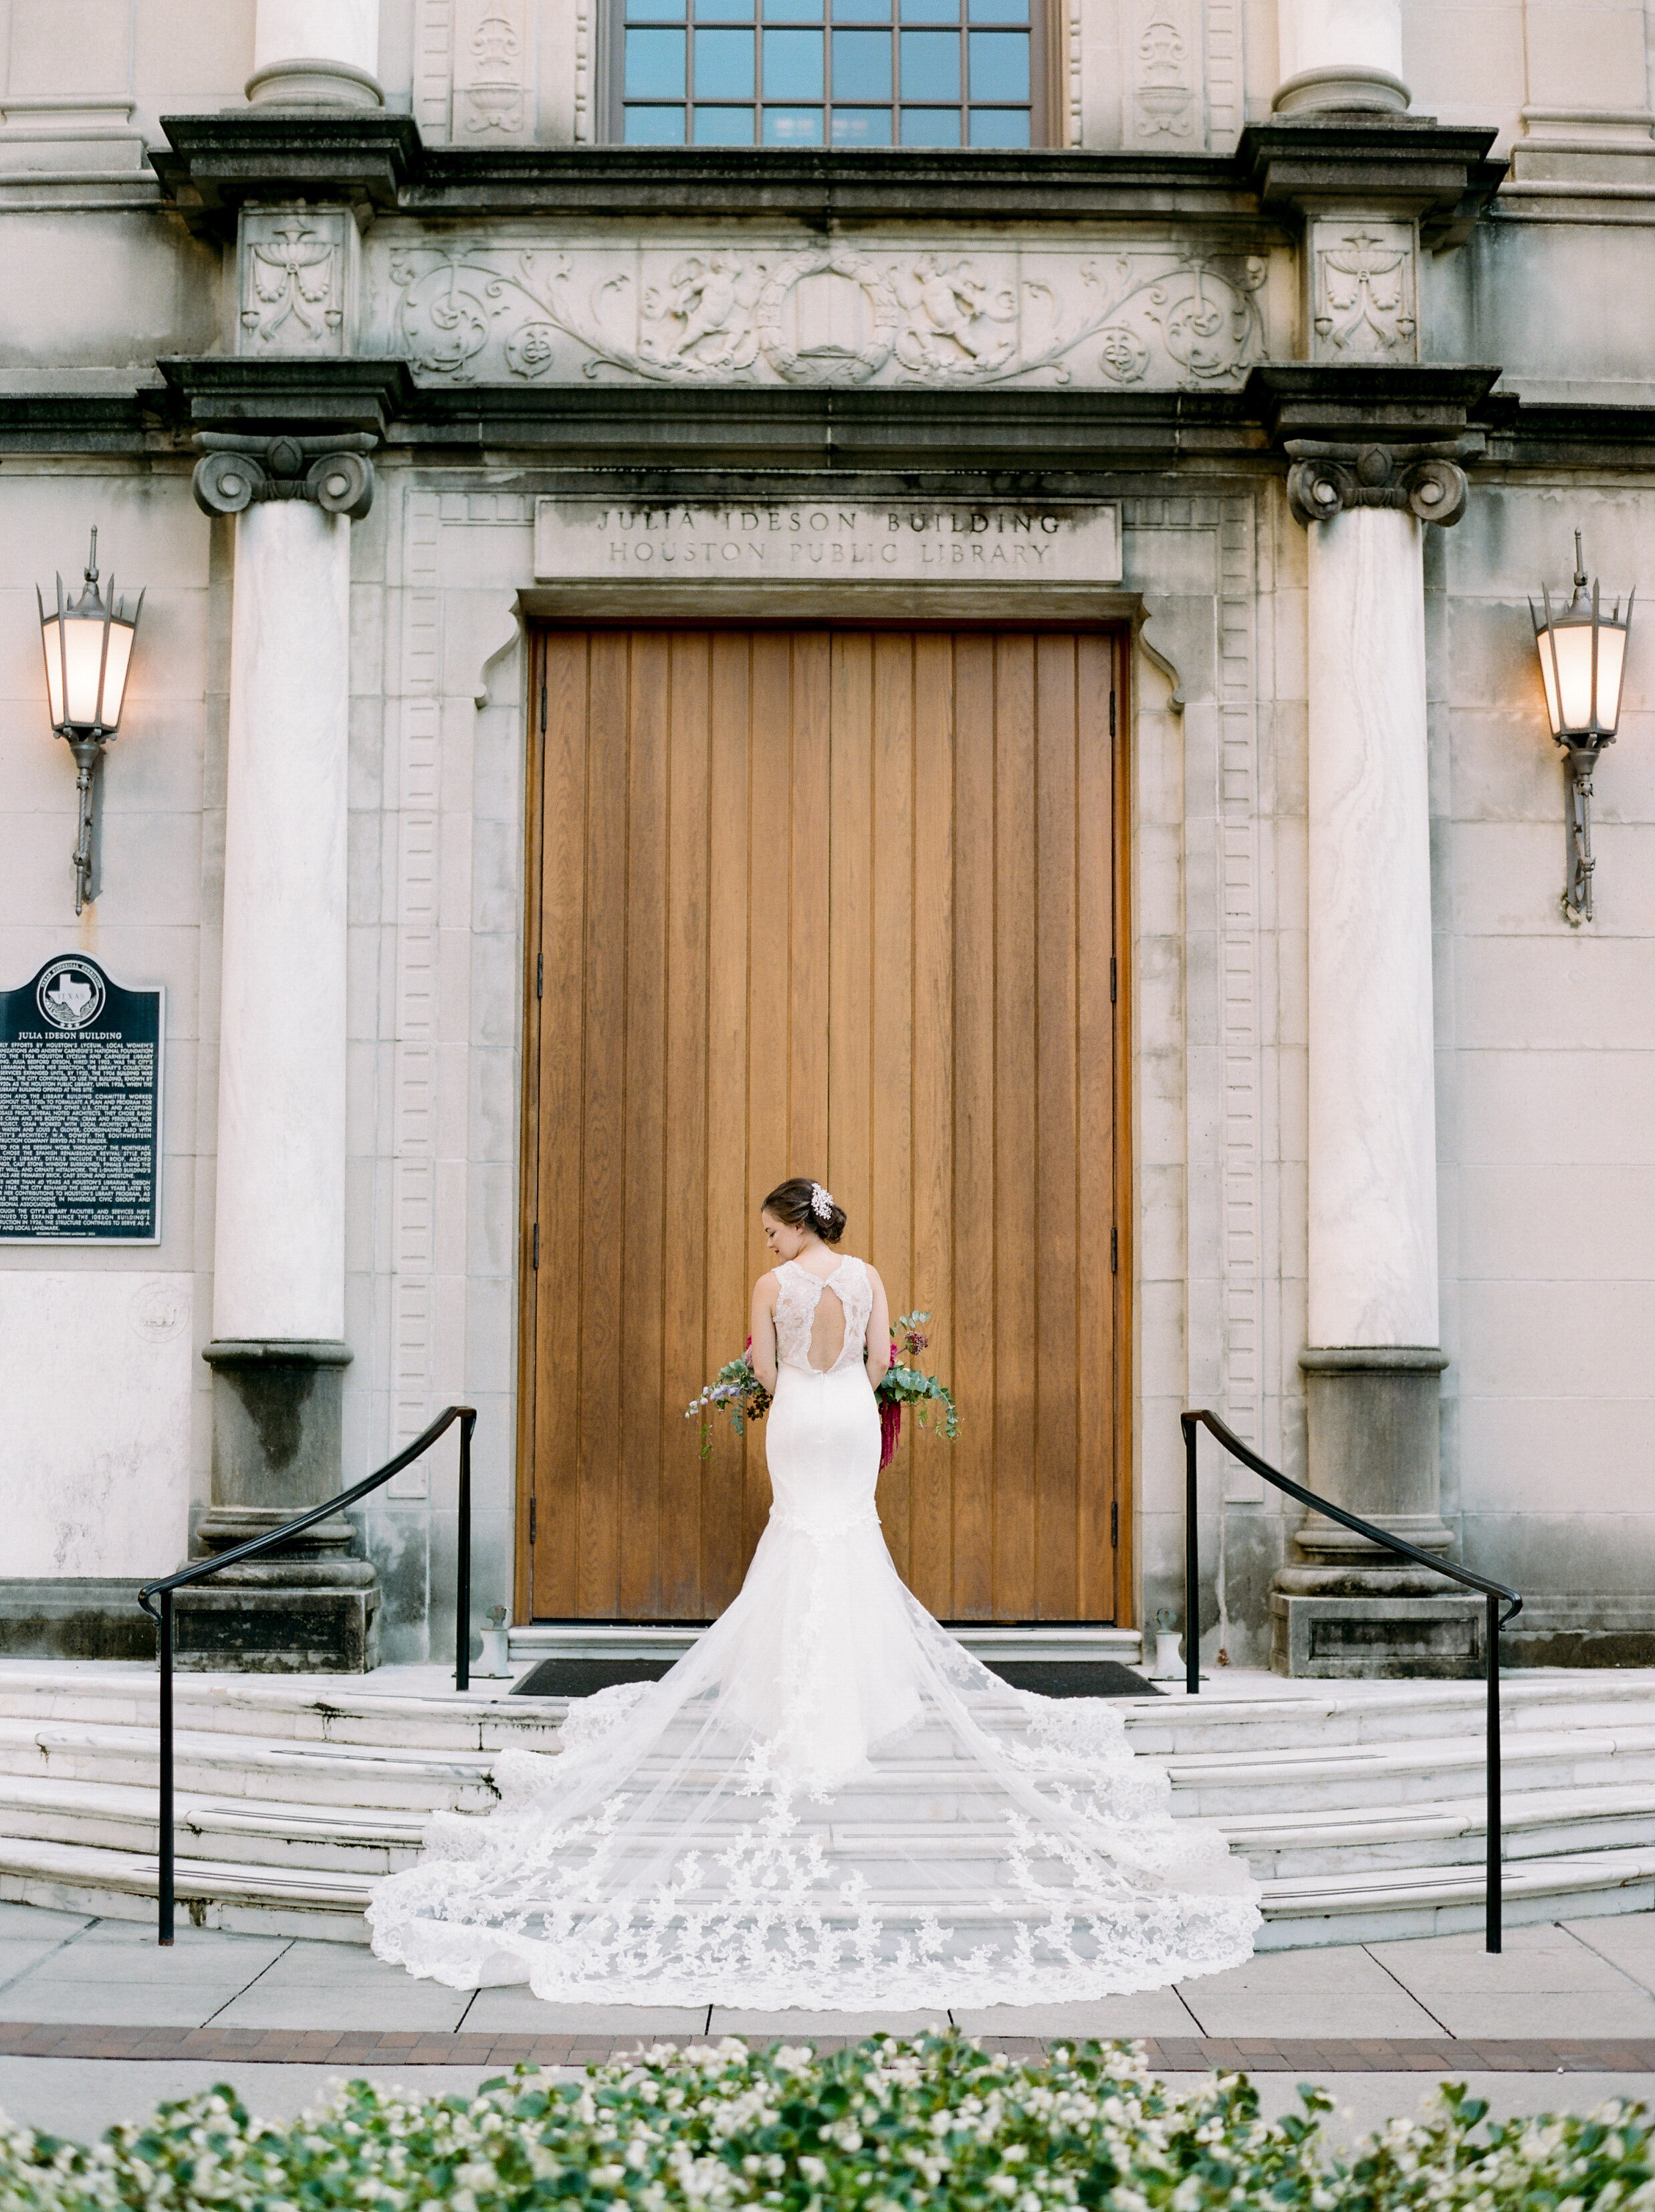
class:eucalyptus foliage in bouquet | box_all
[876,1308,959,1470]
[685,1339,772,1459]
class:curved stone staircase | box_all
[1,1664,1654,1950]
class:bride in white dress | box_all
[366,1178,1260,2007]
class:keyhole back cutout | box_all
[807,1281,846,1371]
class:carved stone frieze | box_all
[1126,0,1203,147]
[1285,440,1467,528]
[238,209,358,357]
[1307,216,1418,363]
[376,235,1271,389]
[192,433,378,522]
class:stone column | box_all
[1271,441,1476,1677]
[183,436,379,1672]
[247,0,382,109]
[1275,0,1410,115]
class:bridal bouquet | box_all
[686,1309,957,1468]
[685,1340,772,1459]
[877,1308,959,1470]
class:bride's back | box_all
[774,1253,871,1376]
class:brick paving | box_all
[3,2023,1653,2071]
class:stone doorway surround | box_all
[356,474,1279,1665]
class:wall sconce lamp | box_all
[39,528,144,915]
[1532,532,1634,926]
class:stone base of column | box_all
[185,1340,380,1673]
[1273,1346,1462,1675]
[244,60,384,109]
[1270,1591,1484,1678]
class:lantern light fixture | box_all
[38,527,144,914]
[1532,533,1634,926]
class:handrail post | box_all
[1184,1415,1200,1696]
[1486,1591,1502,1953]
[158,1589,174,1946]
[455,1410,473,1693]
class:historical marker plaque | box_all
[0,955,163,1242]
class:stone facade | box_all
[0,0,1652,1671]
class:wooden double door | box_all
[518,625,1128,1625]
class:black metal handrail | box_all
[137,1404,477,1946]
[1181,1407,1523,1953]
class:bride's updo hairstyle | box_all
[762,1177,847,1245]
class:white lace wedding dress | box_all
[367,1255,1260,2006]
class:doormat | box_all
[511,1656,1160,1698]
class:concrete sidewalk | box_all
[5,1900,1655,2141]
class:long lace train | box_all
[368,1255,1260,2005]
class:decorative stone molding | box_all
[1308,217,1416,363]
[1125,0,1202,147]
[1284,439,1468,527]
[383,236,1271,390]
[411,0,536,142]
[238,208,358,355]
[192,433,377,520]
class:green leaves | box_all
[4,2031,1653,2212]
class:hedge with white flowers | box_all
[2,2033,1651,2212]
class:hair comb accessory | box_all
[810,1182,834,1221]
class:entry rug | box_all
[512,1655,1161,1698]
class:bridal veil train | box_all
[368,1199,1260,2008]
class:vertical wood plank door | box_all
[518,627,1127,1625]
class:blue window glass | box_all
[833,26,891,96]
[624,102,687,137]
[899,103,959,140]
[693,102,755,136]
[968,28,1026,98]
[899,27,958,97]
[625,25,687,94]
[694,26,755,94]
[831,104,891,140]
[764,103,824,138]
[621,0,1028,148]
[765,26,824,95]
[968,103,1028,142]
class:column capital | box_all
[1285,440,1468,528]
[193,431,376,520]
[1245,363,1499,528]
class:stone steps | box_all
[3,1664,1655,1952]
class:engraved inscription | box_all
[533,500,1124,584]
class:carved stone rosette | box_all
[193,433,377,522]
[1285,438,1468,528]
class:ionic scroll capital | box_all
[192,432,376,521]
[1285,439,1468,529]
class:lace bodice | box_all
[774,1255,873,1375]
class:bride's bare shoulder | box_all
[752,1268,782,1303]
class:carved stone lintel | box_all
[1285,437,1468,528]
[193,432,376,521]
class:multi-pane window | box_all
[619,0,1035,148]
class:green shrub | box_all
[2,2035,1652,2212]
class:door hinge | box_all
[540,680,548,733]
[1111,1226,1118,1274]
[529,1496,537,1544]
[536,950,544,999]
[1109,690,1116,736]
[1109,955,1117,1005]
[1111,1499,1119,1548]
[532,1223,540,1269]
